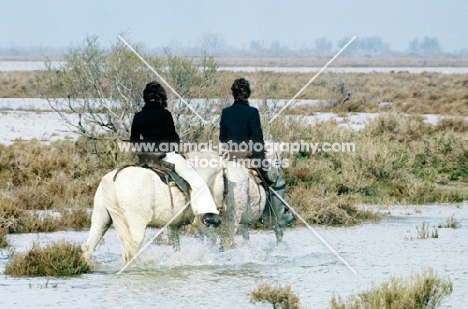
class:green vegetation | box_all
[330,269,453,309]
[4,240,92,277]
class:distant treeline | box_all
[0,46,66,59]
[1,35,467,59]
[167,35,468,58]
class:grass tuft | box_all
[4,240,93,277]
[416,222,438,239]
[249,283,302,309]
[0,227,8,248]
[330,268,453,309]
[437,215,462,229]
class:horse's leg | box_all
[123,214,151,263]
[194,228,205,243]
[82,184,112,261]
[101,173,142,263]
[169,226,180,252]
[241,224,250,241]
[262,205,284,244]
[219,202,239,251]
[273,223,284,244]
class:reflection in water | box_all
[1,204,467,308]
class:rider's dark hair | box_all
[231,78,251,101]
[143,81,167,108]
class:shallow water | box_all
[1,61,468,74]
[1,204,467,308]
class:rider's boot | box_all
[261,167,296,227]
[200,213,221,228]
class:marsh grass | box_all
[1,113,467,236]
[283,113,468,206]
[286,186,379,225]
[249,283,301,309]
[0,71,38,98]
[415,223,439,239]
[416,222,431,239]
[4,68,468,116]
[0,137,134,236]
[4,240,92,277]
[214,56,468,68]
[0,227,8,248]
[330,268,453,309]
[437,215,462,229]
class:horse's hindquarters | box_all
[110,167,193,228]
[224,162,266,224]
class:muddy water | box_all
[1,204,467,308]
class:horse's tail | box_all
[101,171,140,262]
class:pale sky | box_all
[1,0,467,52]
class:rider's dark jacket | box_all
[130,103,180,152]
[219,100,265,159]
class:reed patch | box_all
[4,240,93,277]
[437,215,462,229]
[330,268,453,309]
[249,283,301,309]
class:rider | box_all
[130,81,221,228]
[219,78,295,227]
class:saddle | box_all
[223,150,253,161]
[113,152,191,203]
[222,150,263,184]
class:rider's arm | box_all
[130,114,141,142]
[219,111,227,143]
[164,110,181,143]
[248,108,264,145]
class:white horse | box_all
[82,151,291,262]
[82,151,224,262]
[219,159,293,251]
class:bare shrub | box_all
[35,35,222,144]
